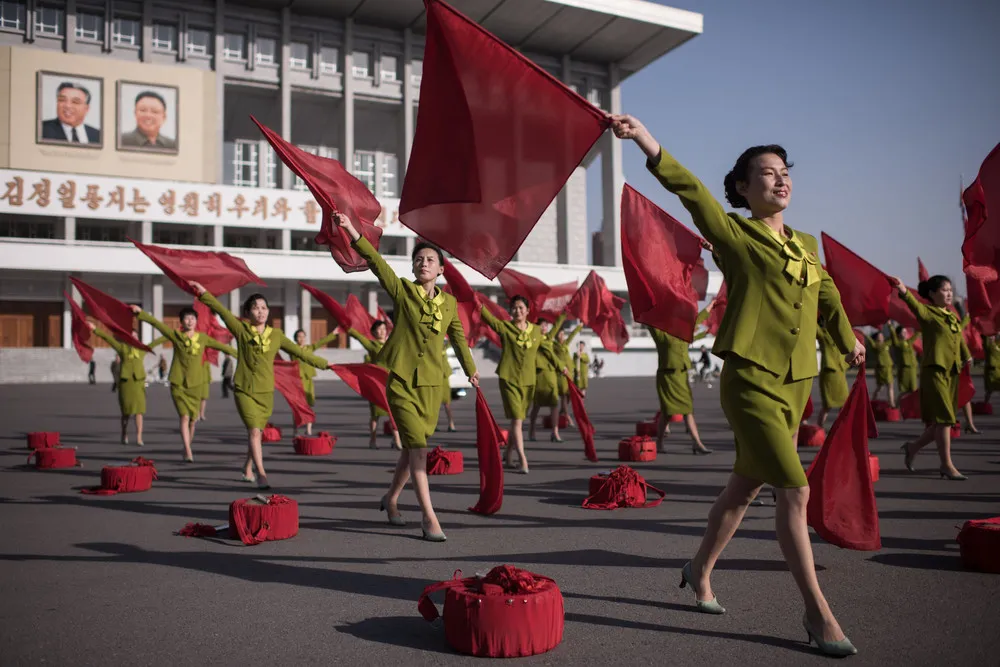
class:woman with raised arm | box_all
[891,275,971,480]
[333,212,479,542]
[188,282,331,489]
[292,327,339,436]
[347,321,402,450]
[528,314,568,442]
[612,114,864,657]
[888,325,920,395]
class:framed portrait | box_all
[116,80,179,154]
[36,71,104,148]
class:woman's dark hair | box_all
[917,275,951,300]
[723,145,793,209]
[242,293,269,317]
[509,295,530,312]
[412,241,444,265]
[293,329,305,339]
[370,320,386,336]
[178,307,198,321]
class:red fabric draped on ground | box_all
[193,298,233,366]
[821,233,892,327]
[65,292,94,363]
[567,270,629,353]
[70,277,150,352]
[397,0,610,279]
[252,116,383,272]
[620,183,708,342]
[329,363,393,420]
[468,389,504,515]
[273,360,315,427]
[806,352,882,551]
[132,239,264,296]
[567,380,597,462]
[961,142,1000,285]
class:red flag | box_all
[821,232,893,327]
[329,363,393,419]
[703,281,728,336]
[65,292,94,363]
[806,347,881,551]
[567,380,597,462]
[273,360,316,427]
[346,294,376,339]
[621,183,708,342]
[917,257,930,283]
[961,142,1000,283]
[397,0,610,279]
[193,298,233,366]
[468,390,504,515]
[252,116,383,273]
[567,270,629,353]
[70,277,151,352]
[131,239,264,297]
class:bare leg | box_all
[685,414,710,452]
[963,404,978,433]
[528,404,541,440]
[180,415,193,460]
[508,417,527,471]
[407,449,443,533]
[549,406,560,441]
[775,486,847,642]
[368,419,378,449]
[444,403,455,430]
[134,414,144,445]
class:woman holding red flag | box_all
[292,327,339,436]
[347,322,402,450]
[612,114,864,657]
[893,275,972,480]
[333,212,479,542]
[188,284,332,489]
[528,314,569,442]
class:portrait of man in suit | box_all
[117,82,179,154]
[36,73,104,147]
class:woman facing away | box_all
[612,114,864,657]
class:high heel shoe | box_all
[939,468,968,481]
[679,561,725,614]
[421,520,447,542]
[803,616,858,657]
[379,495,407,526]
[691,446,713,455]
[900,443,915,472]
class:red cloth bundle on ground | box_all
[618,436,656,462]
[229,495,299,546]
[418,565,564,657]
[469,389,504,515]
[27,447,78,469]
[871,400,901,422]
[635,421,657,437]
[868,455,880,483]
[798,424,826,448]
[567,380,597,462]
[427,447,464,475]
[972,401,993,415]
[293,432,336,456]
[132,239,264,296]
[65,293,94,363]
[899,391,921,419]
[273,360,316,427]
[262,423,282,442]
[81,457,158,495]
[582,465,665,510]
[957,517,1000,574]
[26,432,60,450]
[543,414,569,429]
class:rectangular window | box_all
[289,41,310,69]
[223,32,245,60]
[151,22,176,51]
[319,46,338,74]
[255,36,276,65]
[74,11,102,40]
[379,153,399,198]
[379,54,399,83]
[411,58,423,85]
[353,150,376,193]
[186,27,213,56]
[232,139,259,187]
[351,50,370,78]
[34,5,64,36]
[292,145,339,191]
[0,1,27,31]
[112,17,139,46]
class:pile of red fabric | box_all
[229,495,299,546]
[427,447,464,475]
[81,457,158,496]
[582,465,665,510]
[617,436,656,462]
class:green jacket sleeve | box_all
[352,236,404,304]
[199,291,244,337]
[447,311,477,377]
[546,314,567,342]
[348,328,379,356]
[93,327,125,355]
[313,330,339,349]
[280,333,329,370]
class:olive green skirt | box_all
[386,374,441,449]
[819,369,849,410]
[920,366,959,426]
[985,367,1000,394]
[117,377,146,416]
[720,355,811,488]
[657,369,693,416]
[533,369,559,407]
[234,390,273,430]
[875,366,893,387]
[500,379,535,420]
[171,384,202,419]
[897,365,919,395]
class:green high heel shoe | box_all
[679,561,725,614]
[803,616,857,657]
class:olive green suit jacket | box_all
[901,291,970,373]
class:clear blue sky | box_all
[587,0,1000,293]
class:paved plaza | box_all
[1,376,998,666]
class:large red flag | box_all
[806,348,881,551]
[193,298,233,366]
[821,232,893,327]
[252,116,383,273]
[131,239,264,297]
[567,270,629,353]
[961,142,1000,283]
[567,379,598,462]
[703,281,727,336]
[621,183,708,342]
[346,294,376,339]
[468,389,504,515]
[917,257,930,283]
[398,0,610,279]
[273,360,316,427]
[65,292,94,363]
[329,363,393,419]
[70,277,151,352]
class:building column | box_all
[600,63,624,267]
[401,28,415,182]
[214,0,226,184]
[284,280,300,334]
[342,18,355,174]
[64,216,75,242]
[300,287,311,340]
[279,7,292,189]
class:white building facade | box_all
[0,0,718,383]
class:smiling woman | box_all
[117,80,179,154]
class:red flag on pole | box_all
[621,183,708,342]
[65,292,94,363]
[397,0,610,279]
[821,232,893,327]
[961,142,1000,283]
[567,379,597,462]
[917,257,930,283]
[193,298,233,366]
[131,239,264,296]
[252,116,383,273]
[70,277,150,352]
[329,363,393,419]
[468,389,504,515]
[273,360,316,427]
[567,270,629,353]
